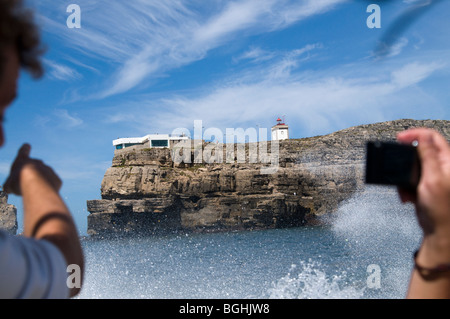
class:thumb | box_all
[10,143,31,172]
[3,144,32,195]
[18,143,31,159]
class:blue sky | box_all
[1,0,449,235]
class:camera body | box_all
[365,141,421,191]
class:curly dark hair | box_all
[0,0,44,78]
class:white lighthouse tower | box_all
[271,117,289,141]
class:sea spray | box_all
[329,185,421,298]
[77,187,420,299]
[267,185,421,299]
[268,261,365,299]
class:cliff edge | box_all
[0,191,17,235]
[87,119,450,237]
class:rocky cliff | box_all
[87,119,450,237]
[0,191,17,235]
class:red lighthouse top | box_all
[276,117,285,125]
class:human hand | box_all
[3,143,62,195]
[397,128,450,236]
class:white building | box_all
[113,133,189,150]
[271,117,289,141]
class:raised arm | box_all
[4,144,84,297]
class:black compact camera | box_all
[365,141,421,191]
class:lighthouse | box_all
[271,117,289,141]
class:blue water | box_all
[77,187,421,299]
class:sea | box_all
[76,186,422,299]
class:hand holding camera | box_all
[396,129,450,235]
[367,128,450,298]
[366,128,450,235]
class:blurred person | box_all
[397,128,450,298]
[0,0,84,298]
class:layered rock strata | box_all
[87,119,450,237]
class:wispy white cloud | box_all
[391,61,444,88]
[103,45,446,138]
[265,44,321,79]
[233,43,321,67]
[33,0,347,99]
[193,0,271,45]
[54,109,84,128]
[233,47,276,64]
[30,0,448,135]
[104,112,140,125]
[43,59,82,81]
[387,37,409,58]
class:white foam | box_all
[269,186,422,299]
[268,261,365,299]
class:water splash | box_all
[78,186,421,299]
[268,261,365,299]
[329,186,420,298]
[331,186,420,243]
[268,186,422,299]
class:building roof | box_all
[113,134,190,146]
[113,136,148,146]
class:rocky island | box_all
[0,191,17,235]
[86,119,450,237]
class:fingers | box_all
[3,144,32,194]
[397,128,449,150]
[398,129,443,180]
[8,143,31,172]
[18,143,31,159]
[397,128,428,145]
[417,132,442,184]
[3,144,63,195]
[396,128,450,207]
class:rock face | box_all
[0,191,17,235]
[87,119,450,237]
